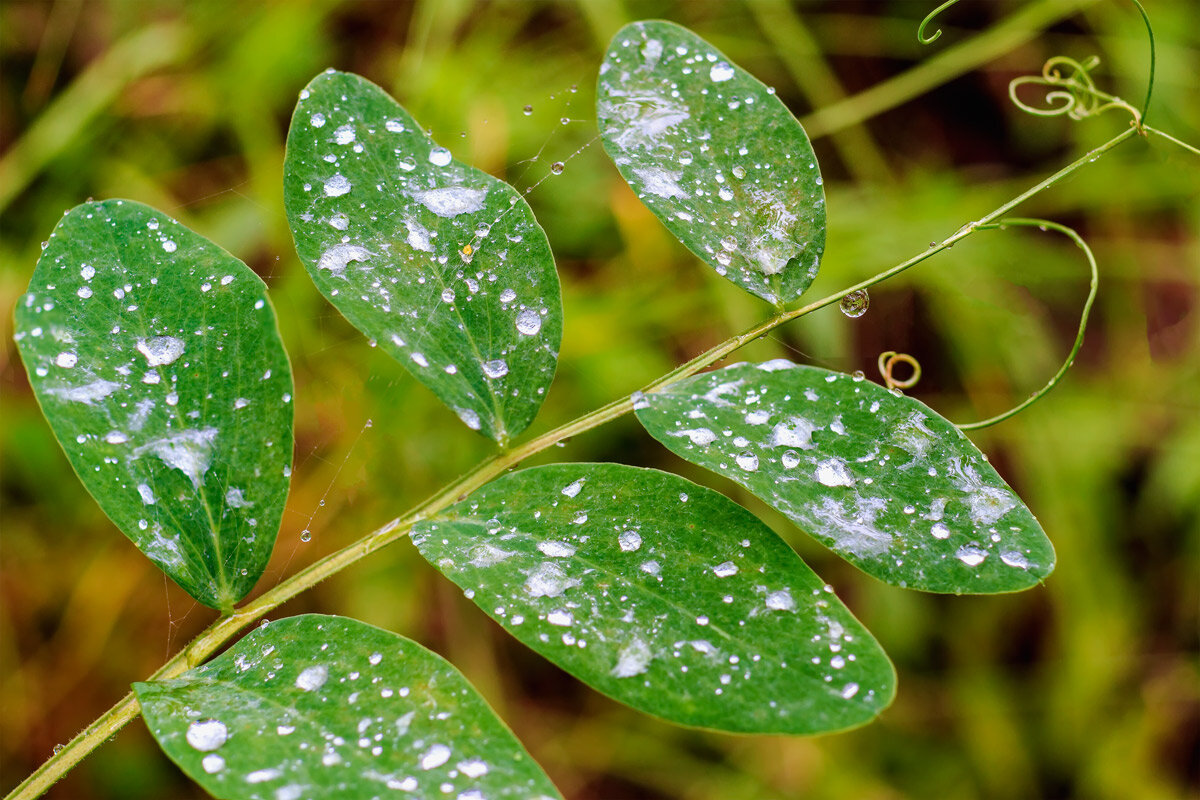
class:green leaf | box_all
[135,614,562,800]
[412,463,894,735]
[597,21,825,307]
[635,361,1056,593]
[13,199,293,610]
[284,70,562,444]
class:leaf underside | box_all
[135,614,563,800]
[597,20,826,306]
[413,463,895,735]
[14,199,293,610]
[284,70,563,443]
[636,361,1056,593]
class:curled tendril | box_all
[917,0,961,45]
[956,218,1098,432]
[877,351,922,391]
[1009,55,1142,128]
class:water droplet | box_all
[300,529,312,542]
[559,117,569,125]
[523,104,533,116]
[735,452,759,471]
[731,165,746,179]
[679,151,694,165]
[618,529,642,551]
[956,546,988,567]
[186,719,228,752]
[931,522,950,539]
[428,146,452,166]
[420,743,452,770]
[718,186,734,201]
[295,664,328,691]
[713,561,738,577]
[1000,550,1030,568]
[201,754,225,773]
[710,62,735,82]
[55,352,78,368]
[765,589,795,610]
[136,336,185,367]
[781,450,801,469]
[839,289,869,318]
[482,359,508,379]
[550,161,565,175]
[333,124,355,145]
[323,174,351,197]
[515,308,542,336]
[310,112,326,127]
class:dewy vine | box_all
[8,6,1198,800]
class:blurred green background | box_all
[2,1,1197,798]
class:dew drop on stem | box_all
[839,289,869,318]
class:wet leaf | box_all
[135,614,562,800]
[635,361,1056,593]
[13,199,293,610]
[284,70,562,444]
[597,21,825,306]
[412,463,894,735]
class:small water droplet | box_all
[735,452,759,472]
[523,104,533,116]
[550,161,565,174]
[300,529,312,542]
[840,289,869,318]
[428,146,452,166]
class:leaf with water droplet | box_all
[597,21,825,306]
[135,614,562,800]
[13,199,294,610]
[635,361,1055,593]
[412,463,894,734]
[284,70,562,444]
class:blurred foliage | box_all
[1,1,1197,798]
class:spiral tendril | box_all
[877,352,922,391]
[1009,55,1143,128]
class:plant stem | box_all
[5,124,1141,800]
[1146,124,1200,156]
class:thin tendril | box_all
[1128,0,1155,123]
[1009,55,1142,127]
[917,0,961,45]
[955,218,1098,431]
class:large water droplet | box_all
[186,719,228,752]
[515,308,542,336]
[710,62,735,82]
[428,146,452,166]
[839,289,869,318]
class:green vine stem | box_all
[1128,0,1155,122]
[1145,125,1200,156]
[954,219,1098,431]
[0,121,1154,800]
